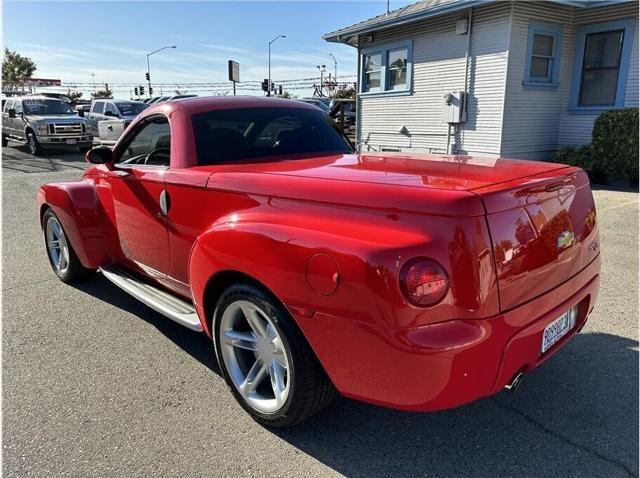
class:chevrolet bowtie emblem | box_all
[557,230,574,250]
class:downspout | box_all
[456,7,473,154]
[356,37,362,152]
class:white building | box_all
[324,0,639,159]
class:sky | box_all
[3,0,416,98]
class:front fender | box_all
[37,180,109,269]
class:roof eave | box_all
[322,0,492,44]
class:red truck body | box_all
[37,97,600,413]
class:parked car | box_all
[86,99,147,135]
[168,94,197,100]
[36,92,75,106]
[2,96,92,155]
[76,104,91,115]
[299,98,331,113]
[148,96,170,104]
[37,97,600,428]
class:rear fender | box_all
[188,210,430,336]
[37,180,109,269]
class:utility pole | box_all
[146,45,177,99]
[268,34,286,97]
[317,64,326,96]
[329,53,337,84]
[91,73,96,94]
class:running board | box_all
[99,266,203,332]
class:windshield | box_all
[22,99,75,115]
[192,107,353,165]
[116,102,147,116]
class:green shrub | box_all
[551,144,607,184]
[591,108,639,187]
[553,108,639,187]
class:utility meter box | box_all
[442,90,467,124]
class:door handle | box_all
[159,190,171,215]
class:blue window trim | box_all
[360,40,413,97]
[568,18,635,113]
[523,20,563,88]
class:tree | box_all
[92,88,112,99]
[2,48,36,89]
[277,90,296,99]
[331,84,356,100]
[68,91,83,102]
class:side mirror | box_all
[85,146,114,168]
[8,108,16,119]
[77,109,85,118]
[104,110,116,117]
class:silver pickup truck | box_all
[2,96,92,155]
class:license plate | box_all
[541,306,577,354]
[66,139,77,145]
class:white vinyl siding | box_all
[501,1,574,159]
[357,2,511,156]
[501,1,637,157]
[557,2,638,147]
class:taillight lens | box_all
[399,258,449,306]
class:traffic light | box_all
[278,85,283,96]
[149,87,153,95]
[134,87,139,96]
[140,86,145,95]
[261,79,269,92]
[145,72,150,81]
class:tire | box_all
[27,132,43,156]
[213,283,337,428]
[42,208,93,283]
[1,135,7,147]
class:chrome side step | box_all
[99,266,203,332]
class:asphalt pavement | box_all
[2,144,638,477]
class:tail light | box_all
[399,258,449,306]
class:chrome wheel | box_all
[45,216,70,276]
[219,300,291,414]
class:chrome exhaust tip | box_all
[504,372,524,392]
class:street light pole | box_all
[329,53,337,84]
[268,34,286,97]
[146,45,177,99]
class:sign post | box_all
[228,60,240,96]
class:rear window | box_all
[191,107,352,165]
[92,102,104,114]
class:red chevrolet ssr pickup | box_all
[37,97,600,427]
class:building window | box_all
[569,19,635,112]
[363,52,382,92]
[387,48,408,90]
[579,30,623,106]
[360,41,412,95]
[524,21,563,86]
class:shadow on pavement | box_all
[2,147,87,174]
[74,275,638,477]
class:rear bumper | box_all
[297,255,600,411]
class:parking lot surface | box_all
[2,146,638,477]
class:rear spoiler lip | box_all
[469,166,585,215]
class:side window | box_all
[116,116,170,166]
[105,103,117,115]
[4,99,13,111]
[524,21,563,86]
[13,101,23,114]
[92,102,104,114]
